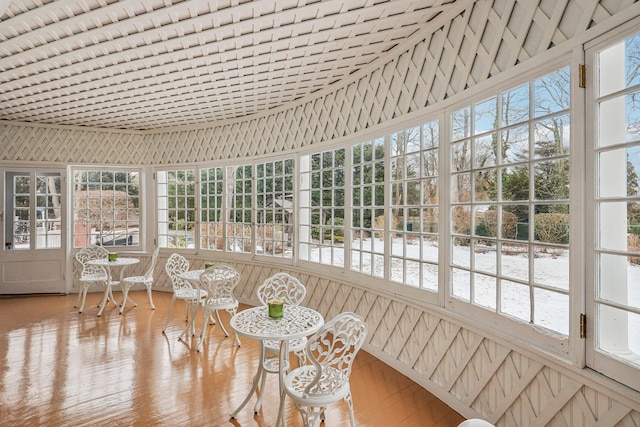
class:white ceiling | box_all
[0,0,457,131]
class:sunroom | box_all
[2,0,640,425]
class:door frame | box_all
[0,166,67,294]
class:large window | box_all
[389,121,439,290]
[200,166,224,251]
[226,164,253,253]
[299,148,346,267]
[588,28,640,390]
[157,169,196,249]
[255,158,294,258]
[73,169,140,248]
[351,138,386,278]
[449,68,571,335]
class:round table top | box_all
[178,268,237,284]
[230,305,324,341]
[177,269,205,283]
[87,257,140,267]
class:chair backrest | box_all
[303,312,368,398]
[76,245,109,277]
[165,253,191,291]
[199,264,240,303]
[256,272,306,306]
[144,246,161,279]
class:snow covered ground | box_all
[309,238,640,357]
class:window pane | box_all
[502,84,529,126]
[474,98,497,135]
[534,68,570,117]
[451,268,470,301]
[501,280,530,322]
[597,304,640,369]
[452,107,471,140]
[598,146,640,197]
[501,125,529,164]
[598,253,640,309]
[534,114,570,158]
[12,174,30,249]
[36,173,62,249]
[473,273,496,309]
[534,288,568,334]
[599,33,640,97]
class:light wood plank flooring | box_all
[0,291,465,427]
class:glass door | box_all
[1,169,66,294]
[586,20,640,391]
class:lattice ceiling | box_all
[0,0,457,131]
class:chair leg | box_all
[78,285,90,313]
[345,392,355,427]
[162,296,177,333]
[215,310,229,337]
[119,284,131,314]
[224,307,241,346]
[74,287,82,308]
[97,286,110,317]
[178,300,199,341]
[197,309,210,352]
[107,285,118,307]
[190,302,197,336]
[294,403,319,427]
[184,301,190,323]
[146,284,155,310]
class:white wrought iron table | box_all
[229,304,324,427]
[87,257,139,316]
[176,269,206,342]
[177,268,238,346]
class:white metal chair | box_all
[162,253,206,335]
[196,263,241,351]
[119,246,160,314]
[74,245,109,313]
[254,272,307,413]
[284,312,367,427]
[458,419,495,427]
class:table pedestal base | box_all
[230,340,291,427]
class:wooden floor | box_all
[0,291,465,427]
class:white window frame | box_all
[350,137,386,279]
[200,165,225,251]
[389,121,440,294]
[299,147,347,268]
[254,157,295,259]
[72,166,143,251]
[156,167,197,251]
[444,61,575,357]
[585,17,640,391]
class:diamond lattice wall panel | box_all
[70,252,640,424]
[141,0,636,164]
[0,121,146,164]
